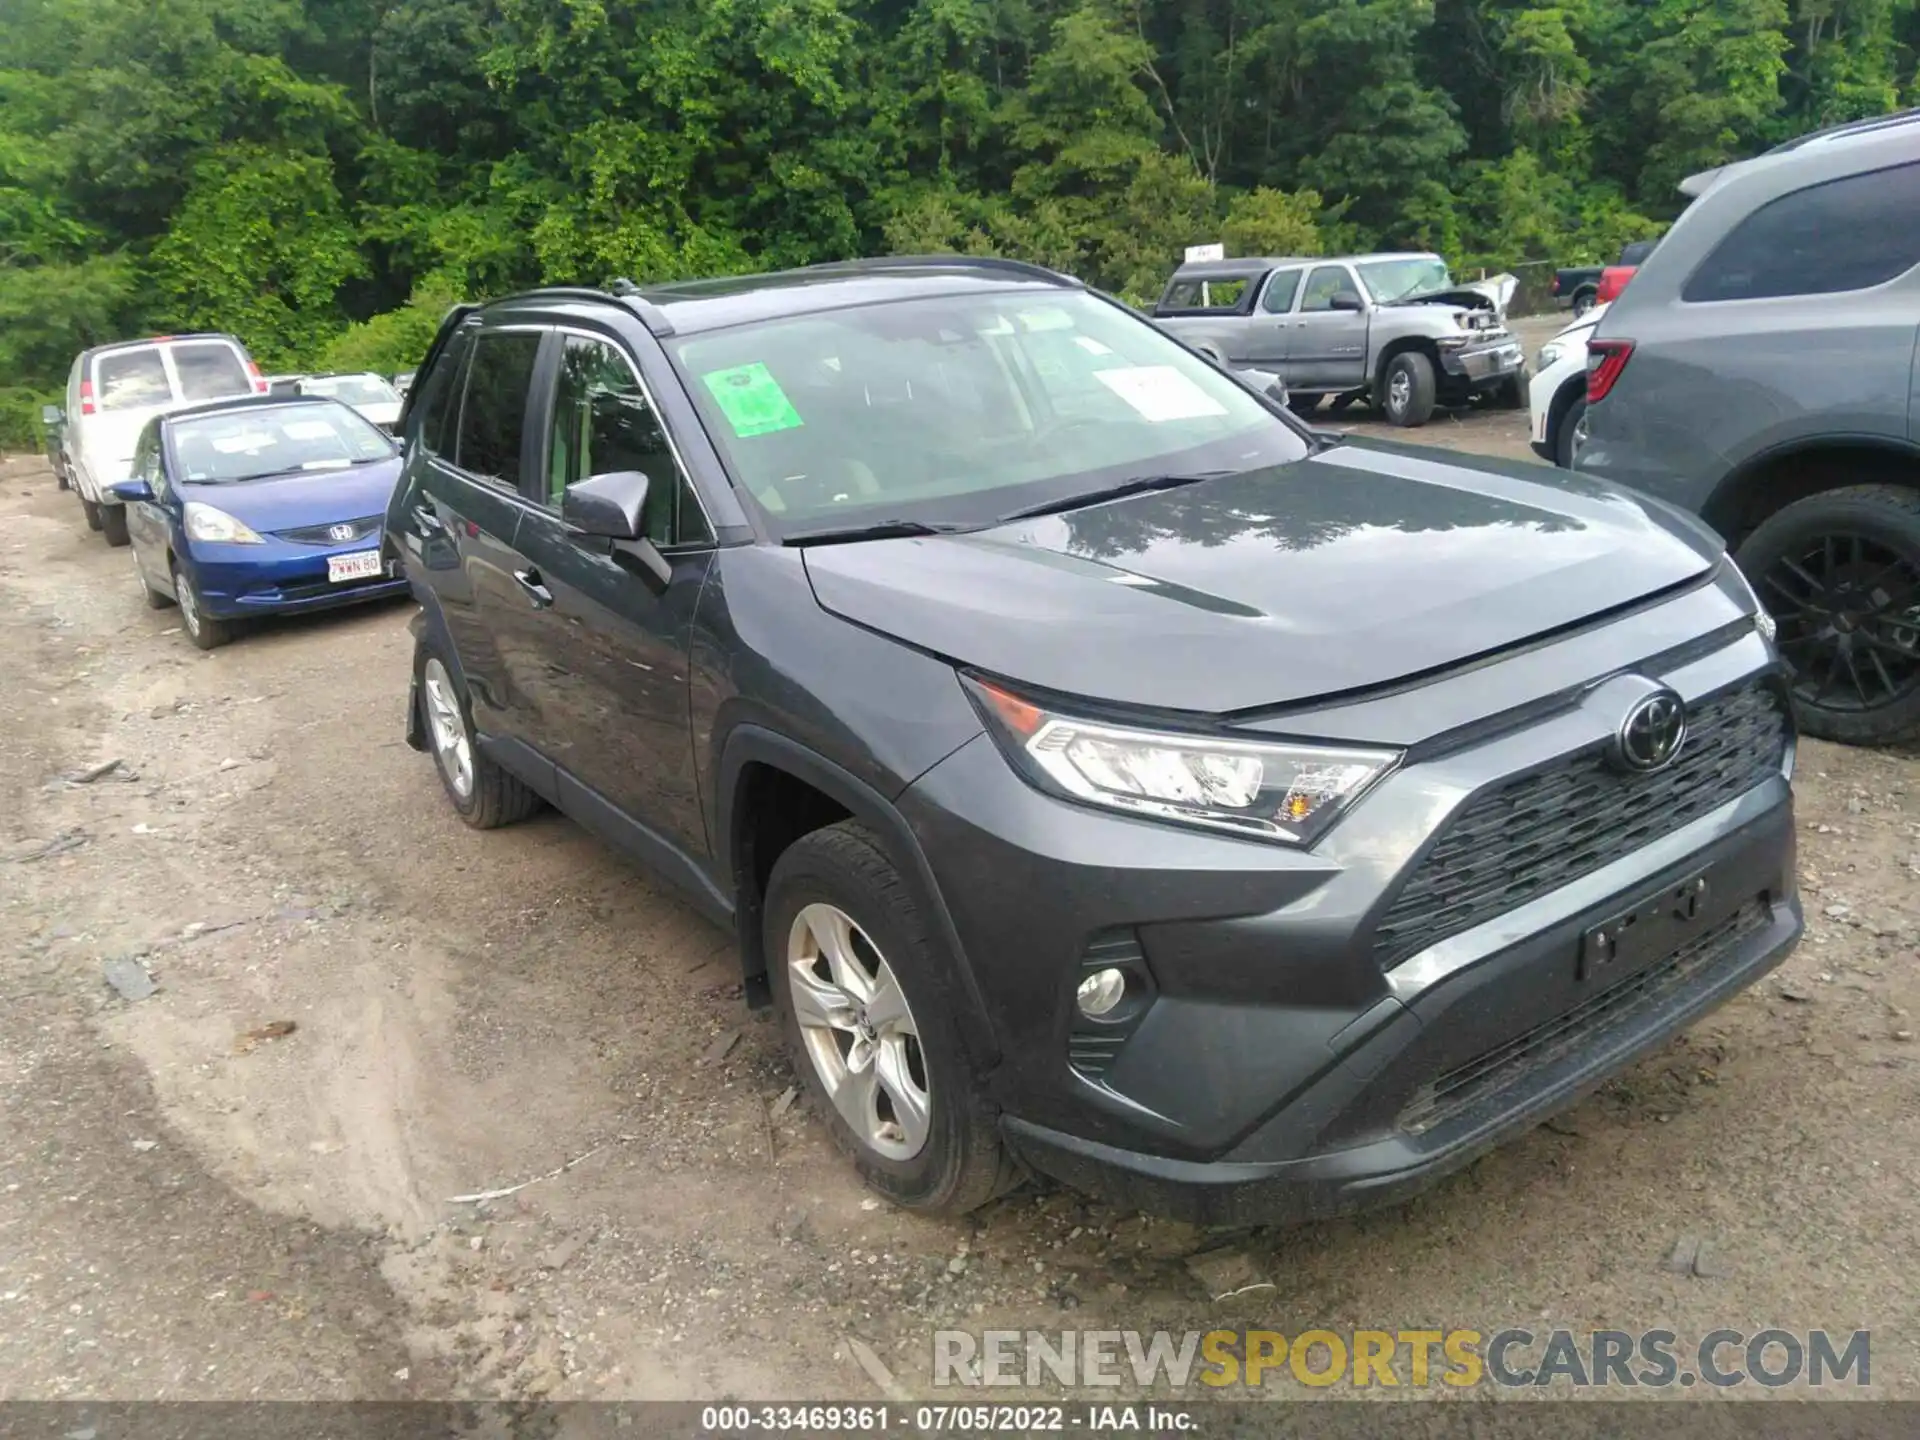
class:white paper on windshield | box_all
[212,432,275,453]
[1018,307,1075,332]
[1074,336,1114,356]
[282,420,339,441]
[1094,366,1229,422]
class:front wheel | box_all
[1572,290,1597,318]
[766,821,1018,1215]
[1737,485,1920,745]
[1379,351,1437,427]
[173,564,234,651]
[1554,397,1587,470]
[1491,371,1528,410]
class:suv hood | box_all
[802,444,1718,714]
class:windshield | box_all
[1356,258,1453,303]
[169,403,394,483]
[668,289,1307,534]
[303,374,399,406]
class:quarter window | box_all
[546,336,709,545]
[453,330,541,485]
[1683,162,1920,302]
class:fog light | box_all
[1076,968,1127,1018]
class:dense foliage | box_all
[1,0,1915,439]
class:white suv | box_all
[58,334,266,546]
[1527,303,1607,470]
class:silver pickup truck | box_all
[1151,252,1526,427]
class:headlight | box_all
[964,677,1399,846]
[1536,341,1566,371]
[183,502,265,544]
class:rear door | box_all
[412,324,549,752]
[509,328,717,861]
[1288,265,1371,389]
[1244,267,1304,366]
[164,338,260,405]
[79,345,174,493]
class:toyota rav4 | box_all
[388,257,1801,1224]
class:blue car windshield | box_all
[171,404,393,484]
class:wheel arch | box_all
[1544,372,1587,456]
[1372,335,1441,395]
[1704,437,1920,548]
[716,727,1001,1068]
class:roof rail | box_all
[1764,106,1920,155]
[819,254,1081,287]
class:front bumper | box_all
[1440,335,1525,386]
[187,539,409,619]
[901,595,1798,1225]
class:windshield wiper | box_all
[998,471,1229,522]
[781,518,974,547]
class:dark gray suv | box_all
[1578,111,1920,745]
[389,258,1801,1224]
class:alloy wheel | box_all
[1759,531,1920,713]
[175,571,201,639]
[1387,369,1411,417]
[421,658,474,799]
[786,901,931,1161]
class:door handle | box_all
[514,568,554,608]
[411,504,446,535]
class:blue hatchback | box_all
[111,395,409,649]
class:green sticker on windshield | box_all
[701,362,804,437]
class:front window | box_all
[669,289,1307,534]
[93,349,172,411]
[169,342,253,401]
[304,374,401,407]
[1356,257,1452,303]
[168,403,394,483]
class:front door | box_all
[1287,265,1371,390]
[510,331,715,863]
[124,424,171,593]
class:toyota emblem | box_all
[328,523,357,542]
[1614,689,1687,773]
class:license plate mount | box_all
[1578,871,1711,983]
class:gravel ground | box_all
[3,362,1916,1403]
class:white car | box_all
[1528,303,1607,469]
[296,373,404,431]
[58,333,266,546]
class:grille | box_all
[1397,899,1769,1136]
[272,514,383,545]
[1373,681,1787,967]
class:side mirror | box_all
[111,479,154,504]
[563,469,651,540]
[1329,293,1366,313]
[41,405,63,426]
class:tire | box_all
[1379,351,1437,427]
[1492,371,1528,410]
[172,564,234,651]
[765,821,1019,1215]
[101,505,130,547]
[81,496,103,532]
[1572,289,1597,318]
[1735,484,1920,745]
[140,567,172,610]
[414,643,541,828]
[1287,393,1322,415]
[56,466,70,492]
[1554,396,1587,470]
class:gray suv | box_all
[390,258,1799,1224]
[1578,110,1920,744]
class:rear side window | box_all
[170,342,251,401]
[93,349,171,411]
[1683,163,1920,302]
[1260,270,1303,314]
[410,327,473,455]
[453,330,541,485]
[1160,276,1253,311]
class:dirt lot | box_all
[4,363,1919,1402]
